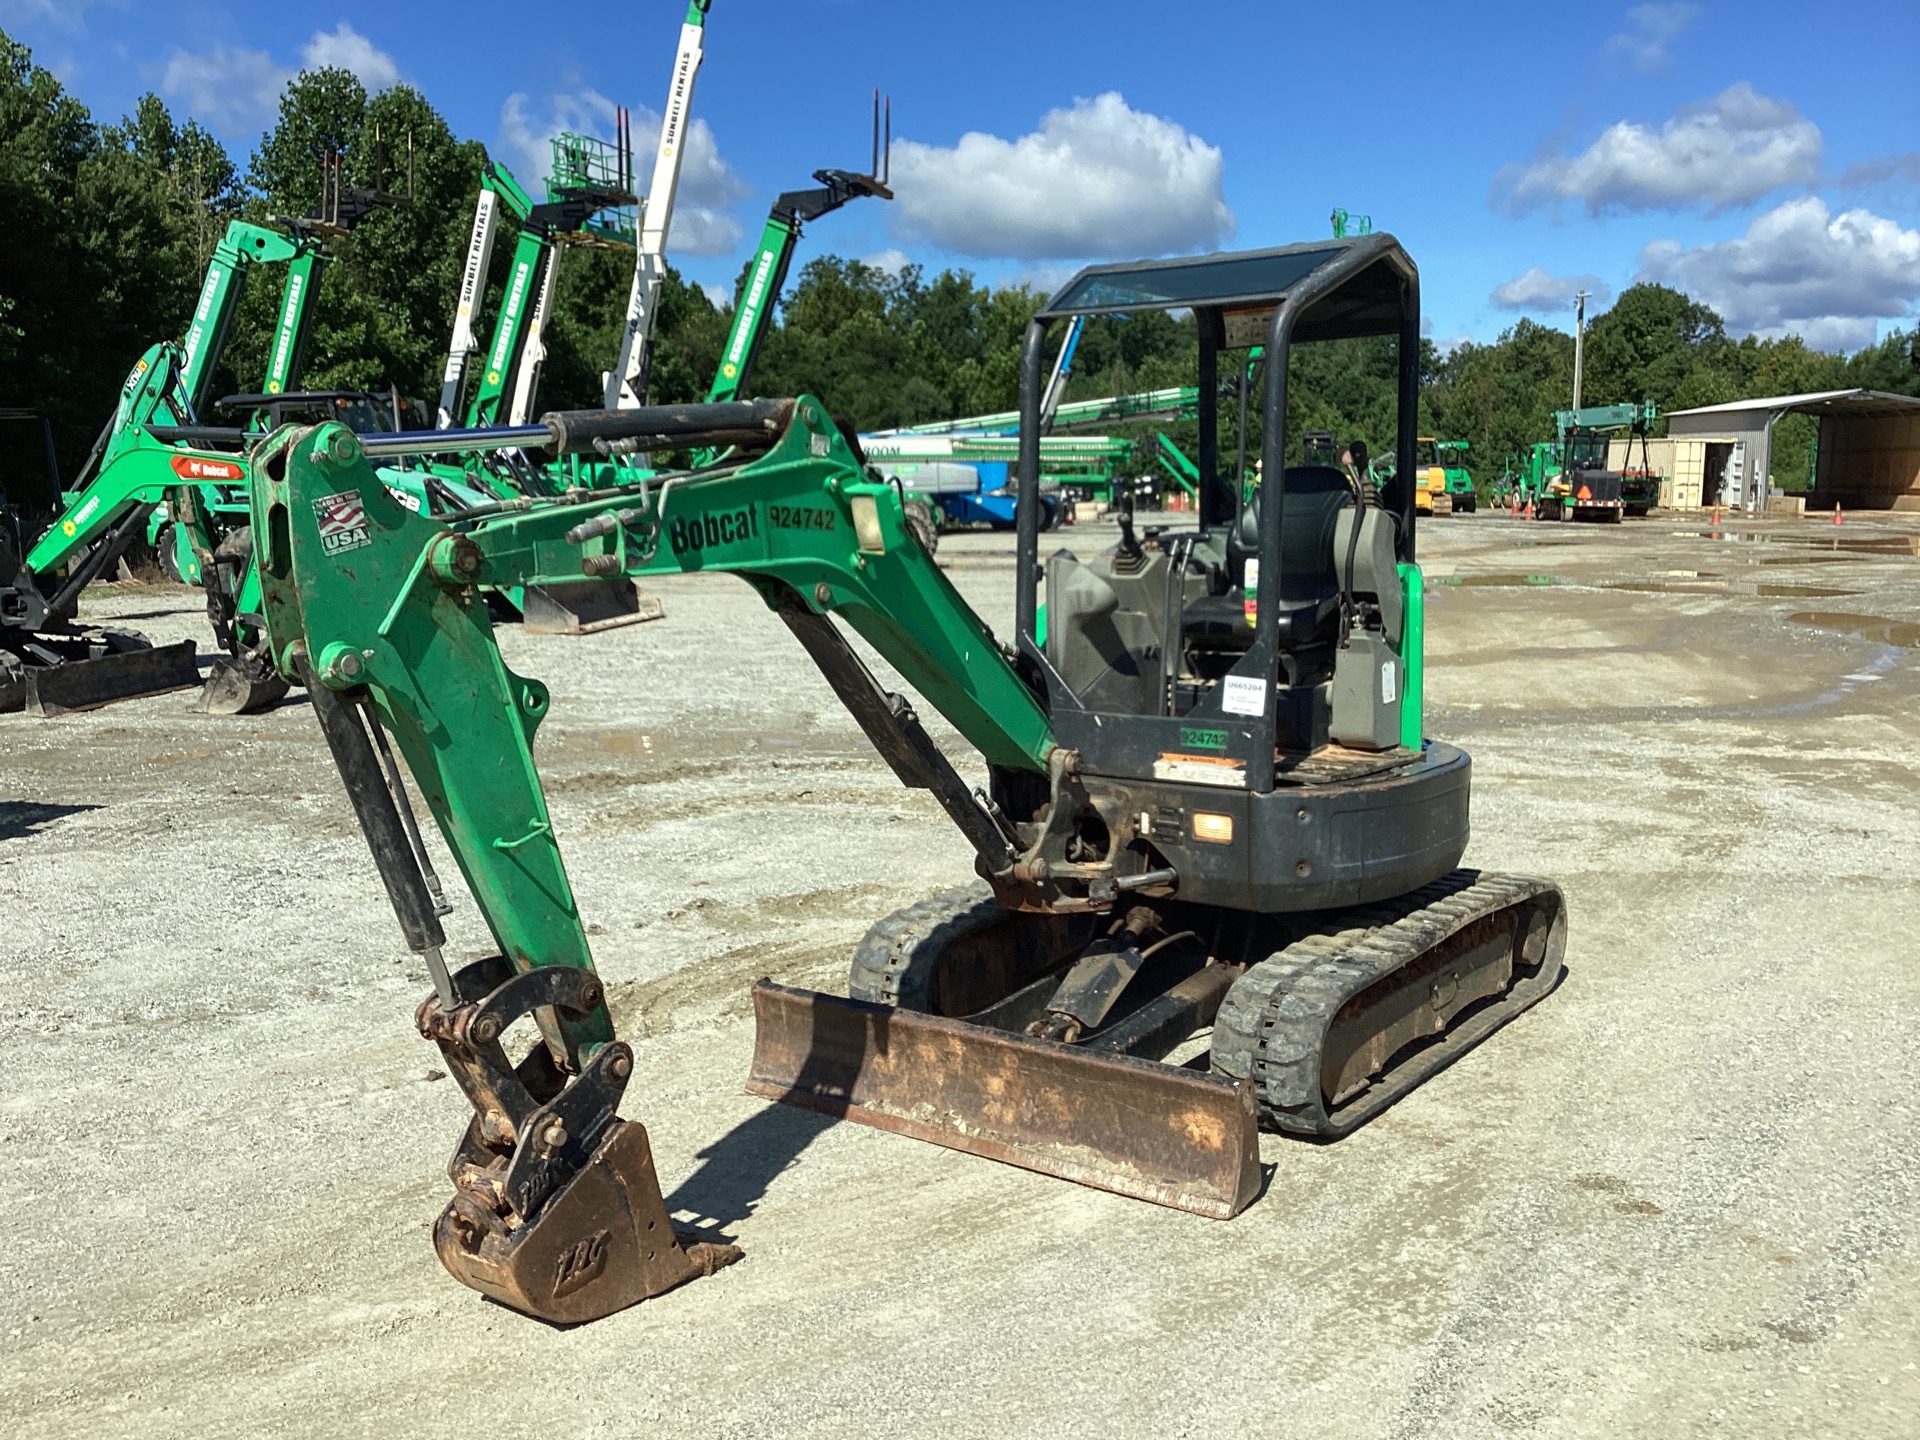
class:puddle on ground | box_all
[1757,585,1859,598]
[1789,612,1920,647]
[1607,580,1729,593]
[1682,530,1920,557]
[1436,573,1562,587]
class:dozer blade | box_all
[521,578,665,635]
[20,639,201,716]
[193,654,291,715]
[746,980,1262,1219]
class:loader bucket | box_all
[746,980,1263,1219]
[13,639,201,716]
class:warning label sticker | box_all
[1153,752,1246,788]
[313,490,371,556]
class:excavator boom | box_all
[249,398,1264,1318]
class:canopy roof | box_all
[1040,236,1415,344]
[1668,389,1920,421]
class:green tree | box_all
[0,33,216,509]
[1582,283,1736,411]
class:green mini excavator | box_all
[1,145,410,716]
[248,234,1566,1324]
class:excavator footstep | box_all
[746,979,1262,1220]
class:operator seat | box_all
[1181,466,1352,652]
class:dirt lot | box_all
[3,512,1917,1438]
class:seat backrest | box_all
[1228,465,1352,602]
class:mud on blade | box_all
[746,980,1262,1219]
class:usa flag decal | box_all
[313,490,372,556]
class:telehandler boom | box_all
[250,234,1565,1324]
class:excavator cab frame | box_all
[1007,240,1443,865]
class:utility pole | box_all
[1571,289,1590,412]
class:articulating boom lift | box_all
[605,0,714,410]
[250,234,1565,1324]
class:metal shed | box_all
[1663,389,1920,512]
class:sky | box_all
[7,0,1920,354]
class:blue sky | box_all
[8,0,1919,352]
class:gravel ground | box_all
[2,513,1916,1438]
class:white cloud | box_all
[1637,197,1920,351]
[698,280,732,310]
[300,23,400,92]
[498,88,749,255]
[1434,334,1475,358]
[0,0,101,29]
[1837,152,1920,188]
[1605,3,1699,75]
[889,92,1235,260]
[862,248,913,277]
[160,24,403,136]
[1490,267,1613,312]
[160,43,291,134]
[1494,84,1822,216]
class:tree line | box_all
[4,30,1917,518]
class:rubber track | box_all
[1211,869,1565,1136]
[848,881,999,1010]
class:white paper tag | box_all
[1222,675,1267,717]
[1381,661,1398,704]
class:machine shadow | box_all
[0,801,102,840]
[662,1102,840,1237]
[663,987,881,1237]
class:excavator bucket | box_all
[193,653,290,715]
[435,1115,739,1324]
[415,956,742,1324]
[5,638,202,716]
[746,980,1263,1219]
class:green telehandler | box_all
[701,93,894,414]
[245,232,1566,1324]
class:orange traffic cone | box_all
[1711,507,1720,526]
[1833,503,1843,526]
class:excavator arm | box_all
[247,399,1063,1320]
[249,397,1277,1321]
